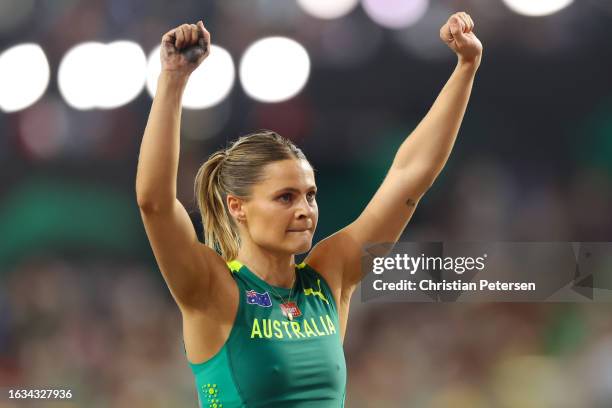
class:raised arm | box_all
[306,12,483,295]
[136,21,210,208]
[391,12,481,176]
[136,21,222,311]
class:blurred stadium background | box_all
[1,0,612,406]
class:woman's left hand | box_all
[440,12,483,67]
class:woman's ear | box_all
[227,194,246,223]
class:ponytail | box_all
[194,150,240,261]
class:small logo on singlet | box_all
[246,290,272,307]
[303,278,329,304]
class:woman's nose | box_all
[295,196,314,218]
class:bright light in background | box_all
[0,44,50,113]
[502,0,573,17]
[146,45,235,109]
[297,0,359,19]
[58,41,146,110]
[99,42,147,109]
[239,37,310,103]
[362,0,429,29]
[58,42,102,109]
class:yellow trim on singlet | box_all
[227,260,243,273]
[227,260,307,273]
[227,260,329,304]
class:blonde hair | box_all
[194,130,308,261]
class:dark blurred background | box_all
[1,0,612,406]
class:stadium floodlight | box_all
[362,0,429,29]
[297,0,359,20]
[502,0,574,17]
[0,43,50,113]
[239,37,310,103]
[58,41,147,110]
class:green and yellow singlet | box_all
[187,260,347,408]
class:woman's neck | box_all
[236,245,296,288]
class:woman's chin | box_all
[290,238,313,254]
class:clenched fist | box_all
[440,12,482,67]
[160,20,211,76]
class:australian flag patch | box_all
[246,290,272,307]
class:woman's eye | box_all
[278,192,316,203]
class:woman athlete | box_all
[136,13,482,408]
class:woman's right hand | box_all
[160,20,211,77]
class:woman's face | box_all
[232,158,318,256]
